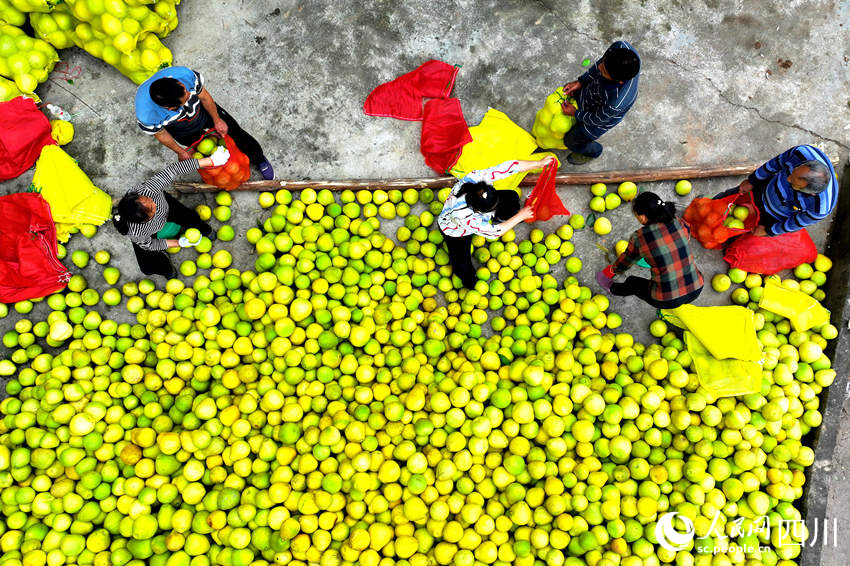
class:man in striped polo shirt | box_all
[560,40,640,165]
[135,66,275,180]
[724,145,837,236]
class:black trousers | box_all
[562,126,603,158]
[132,193,212,278]
[168,104,266,165]
[611,276,703,309]
[442,191,521,289]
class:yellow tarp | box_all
[759,277,830,332]
[661,304,763,398]
[449,108,558,191]
[30,145,112,243]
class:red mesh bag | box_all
[723,229,817,274]
[0,97,56,181]
[683,192,759,249]
[524,163,569,221]
[191,131,251,190]
[0,192,70,303]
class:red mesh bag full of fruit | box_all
[190,131,251,190]
[683,191,759,249]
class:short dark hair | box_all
[633,191,676,224]
[457,181,498,213]
[149,77,185,108]
[794,160,830,194]
[112,194,151,235]
[604,46,640,82]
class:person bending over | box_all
[600,192,703,309]
[113,148,229,278]
[437,156,555,288]
[135,66,275,180]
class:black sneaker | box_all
[567,152,595,165]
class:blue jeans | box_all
[563,126,603,158]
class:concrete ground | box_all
[1,1,849,564]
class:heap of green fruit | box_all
[532,87,578,150]
[0,183,837,566]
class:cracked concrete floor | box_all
[1,0,849,564]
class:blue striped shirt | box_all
[574,40,640,139]
[747,145,837,236]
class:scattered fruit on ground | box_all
[674,179,692,195]
[617,181,637,201]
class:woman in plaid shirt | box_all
[602,191,703,308]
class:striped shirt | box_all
[574,40,640,139]
[612,218,704,302]
[437,160,522,238]
[747,145,837,236]
[135,66,206,135]
[126,160,200,251]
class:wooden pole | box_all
[171,162,764,193]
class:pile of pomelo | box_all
[0,181,836,566]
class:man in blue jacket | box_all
[724,145,837,236]
[560,41,640,165]
[135,66,274,180]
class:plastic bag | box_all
[683,192,759,249]
[723,229,817,274]
[530,86,577,150]
[0,192,70,303]
[29,145,112,242]
[0,96,55,181]
[191,131,250,190]
[759,277,830,332]
[524,162,569,221]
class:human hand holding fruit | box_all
[738,179,753,193]
[208,146,230,167]
[177,236,200,248]
[560,100,577,115]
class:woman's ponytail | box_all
[633,191,676,224]
[112,194,147,235]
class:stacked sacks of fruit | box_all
[0,0,26,26]
[27,0,177,85]
[0,23,58,96]
[531,86,578,150]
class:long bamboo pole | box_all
[172,162,764,193]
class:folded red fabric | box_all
[364,59,459,121]
[420,98,472,174]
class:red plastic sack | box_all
[524,163,569,221]
[0,192,70,303]
[0,97,56,181]
[364,59,459,121]
[191,131,251,190]
[420,98,472,174]
[723,229,817,274]
[683,192,759,249]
